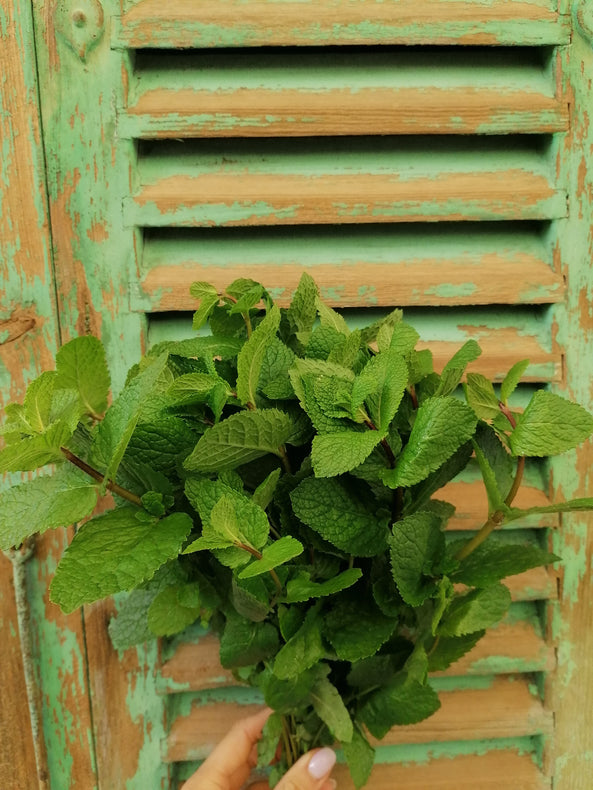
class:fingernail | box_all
[326,781,337,790]
[308,748,336,779]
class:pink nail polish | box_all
[308,748,336,779]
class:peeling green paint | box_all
[425,283,477,299]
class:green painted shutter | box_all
[3,1,593,788]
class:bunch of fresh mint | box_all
[2,274,593,787]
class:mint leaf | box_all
[190,281,219,329]
[210,494,267,550]
[259,338,296,399]
[474,424,514,502]
[316,297,349,336]
[230,577,270,622]
[286,272,319,345]
[472,438,505,512]
[353,350,408,431]
[325,594,395,662]
[55,336,110,417]
[289,358,354,407]
[239,537,303,579]
[184,409,295,472]
[162,335,244,360]
[328,329,362,368]
[166,372,228,406]
[147,583,202,636]
[252,468,282,511]
[500,359,529,404]
[0,421,72,473]
[50,510,192,613]
[220,611,279,668]
[435,340,481,397]
[260,665,322,713]
[360,675,441,738]
[236,305,281,407]
[0,467,98,551]
[274,609,325,679]
[450,540,560,587]
[383,397,477,487]
[258,713,283,766]
[291,477,388,557]
[406,441,473,514]
[389,512,445,606]
[93,353,168,485]
[23,371,57,433]
[360,307,403,346]
[427,631,485,672]
[283,568,362,603]
[509,390,593,457]
[311,430,384,477]
[343,724,375,790]
[464,373,501,422]
[311,676,353,743]
[438,584,511,637]
[379,321,419,355]
[125,415,197,475]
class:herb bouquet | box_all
[2,274,593,788]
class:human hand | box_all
[181,707,337,790]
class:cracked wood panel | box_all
[0,1,97,788]
[30,2,164,788]
[547,20,593,790]
[123,48,568,138]
[117,0,568,48]
[164,676,552,762]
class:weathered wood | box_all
[124,86,568,138]
[164,676,551,762]
[442,481,558,529]
[128,170,565,227]
[157,620,555,694]
[547,21,593,790]
[117,0,568,48]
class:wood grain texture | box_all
[124,86,568,138]
[164,676,551,762]
[117,0,567,48]
[128,170,566,227]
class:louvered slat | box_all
[116,0,568,49]
[127,140,565,226]
[122,49,568,139]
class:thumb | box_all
[276,747,337,790]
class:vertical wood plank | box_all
[30,1,168,787]
[0,1,98,787]
[549,15,593,789]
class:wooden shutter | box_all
[4,1,593,788]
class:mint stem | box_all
[60,447,143,508]
[236,542,283,596]
[278,444,292,474]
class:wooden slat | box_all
[157,621,555,693]
[123,87,567,138]
[127,170,565,227]
[442,481,559,529]
[164,676,551,762]
[117,0,568,48]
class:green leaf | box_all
[325,594,395,662]
[0,467,98,551]
[258,713,283,766]
[236,305,281,407]
[93,352,168,486]
[210,494,266,550]
[190,281,219,329]
[464,373,501,422]
[161,335,244,361]
[231,577,271,622]
[451,540,560,587]
[500,359,530,405]
[383,397,477,488]
[228,283,264,315]
[289,358,354,408]
[184,409,296,472]
[50,510,192,613]
[0,421,72,473]
[166,372,228,406]
[342,724,375,790]
[282,568,362,603]
[239,537,303,579]
[291,477,388,557]
[147,583,202,636]
[274,608,325,679]
[310,676,353,743]
[506,496,593,522]
[23,371,57,433]
[406,442,473,514]
[55,336,110,417]
[474,424,514,503]
[311,430,384,477]
[435,340,482,397]
[353,350,408,431]
[286,272,319,345]
[471,438,505,512]
[380,321,419,355]
[219,611,279,668]
[509,390,593,457]
[438,584,512,637]
[252,468,282,511]
[360,675,441,738]
[125,415,197,475]
[259,338,297,399]
[389,512,445,606]
[316,296,349,336]
[426,631,485,672]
